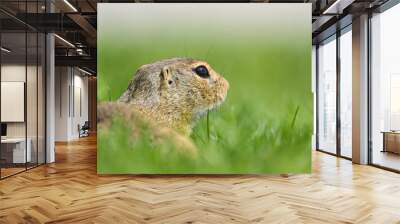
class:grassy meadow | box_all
[97,4,312,174]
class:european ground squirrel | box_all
[98,58,229,156]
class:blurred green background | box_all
[97,3,312,174]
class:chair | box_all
[79,121,90,138]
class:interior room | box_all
[54,66,91,141]
[0,0,400,223]
[370,2,400,171]
[0,15,46,178]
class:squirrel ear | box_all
[159,67,173,86]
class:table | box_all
[382,131,400,154]
[1,138,31,163]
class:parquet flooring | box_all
[1,134,400,223]
[0,167,26,178]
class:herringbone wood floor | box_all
[1,135,400,224]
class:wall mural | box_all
[97,3,312,174]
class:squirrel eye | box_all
[193,65,209,78]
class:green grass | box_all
[97,6,312,174]
[98,101,312,174]
[97,43,312,174]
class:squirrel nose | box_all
[221,77,229,90]
[224,78,229,90]
[217,77,229,100]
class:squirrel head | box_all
[158,59,229,115]
[120,58,229,134]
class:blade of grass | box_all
[290,106,300,128]
[207,110,210,142]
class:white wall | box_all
[1,65,26,136]
[55,67,69,141]
[1,65,40,137]
[1,63,47,164]
[55,67,89,141]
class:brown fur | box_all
[98,102,198,157]
[98,58,229,156]
[119,58,229,134]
